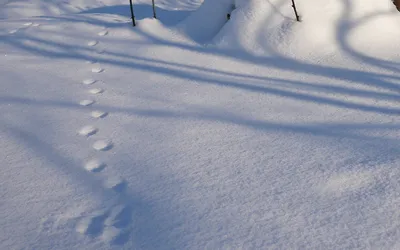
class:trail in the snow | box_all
[1,0,399,249]
[73,25,131,245]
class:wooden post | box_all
[291,0,300,22]
[152,0,157,19]
[129,0,136,26]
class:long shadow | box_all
[1,31,399,115]
[3,2,400,247]
[80,4,192,26]
[336,0,400,73]
[1,96,399,143]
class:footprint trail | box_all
[75,26,132,246]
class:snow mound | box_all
[178,0,400,56]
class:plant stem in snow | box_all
[129,0,136,26]
[152,0,157,19]
[291,0,300,22]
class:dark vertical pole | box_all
[152,0,157,19]
[129,0,136,26]
[291,0,300,22]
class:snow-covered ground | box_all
[1,0,400,249]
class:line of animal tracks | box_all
[75,28,132,245]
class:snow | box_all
[1,0,400,249]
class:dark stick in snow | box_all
[152,0,157,19]
[291,0,300,22]
[129,0,136,26]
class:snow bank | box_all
[178,0,400,57]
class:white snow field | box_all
[1,0,400,249]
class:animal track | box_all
[98,30,108,36]
[82,79,97,85]
[105,177,127,193]
[91,110,108,119]
[78,125,98,136]
[84,159,106,172]
[89,88,104,94]
[93,140,113,151]
[76,210,108,236]
[104,204,131,228]
[76,204,132,244]
[79,99,95,106]
[91,67,104,73]
[87,40,98,46]
[75,28,128,245]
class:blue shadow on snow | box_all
[80,4,192,26]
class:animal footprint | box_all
[78,125,98,136]
[84,159,106,172]
[89,88,104,94]
[98,30,108,36]
[88,40,98,46]
[79,99,95,106]
[105,177,127,193]
[93,140,113,151]
[82,79,97,85]
[104,205,131,228]
[76,210,108,236]
[91,110,108,119]
[77,205,132,245]
[91,67,104,73]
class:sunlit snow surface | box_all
[1,0,400,249]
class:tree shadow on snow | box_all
[1,0,400,247]
[80,4,192,26]
[0,118,183,249]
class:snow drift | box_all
[178,0,400,57]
